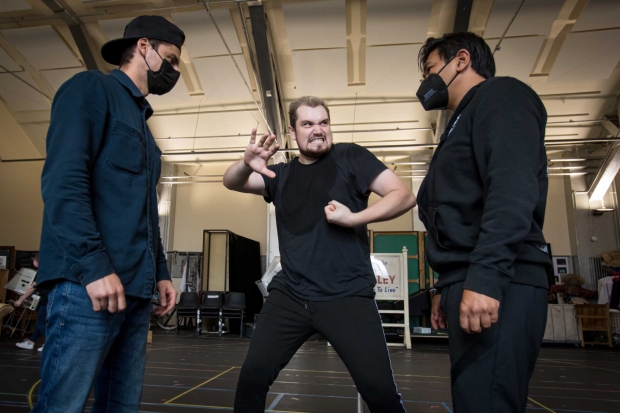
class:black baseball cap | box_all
[101,15,185,66]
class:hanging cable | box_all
[192,98,204,152]
[493,0,526,55]
[0,64,53,101]
[200,0,273,135]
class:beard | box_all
[299,136,332,159]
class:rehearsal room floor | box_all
[0,330,618,413]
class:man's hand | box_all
[244,128,279,178]
[153,280,177,316]
[85,273,126,313]
[325,200,358,227]
[459,289,500,334]
[431,294,446,330]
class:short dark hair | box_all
[288,96,331,129]
[418,32,495,79]
[119,39,163,68]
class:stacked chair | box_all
[222,292,246,338]
[187,291,246,338]
[200,292,225,336]
[176,292,199,335]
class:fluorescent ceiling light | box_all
[394,169,428,173]
[590,148,620,202]
[548,172,588,176]
[161,175,223,179]
[595,208,614,212]
[389,162,427,165]
[547,158,586,162]
[547,166,587,170]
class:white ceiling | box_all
[0,0,31,13]
[1,26,81,70]
[366,0,433,46]
[0,46,21,72]
[283,0,346,50]
[484,0,564,38]
[0,72,50,111]
[548,29,620,83]
[0,0,617,163]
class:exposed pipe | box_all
[158,137,620,157]
[4,139,617,164]
[155,127,433,141]
[153,119,610,141]
[493,0,526,55]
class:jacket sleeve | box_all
[41,72,115,288]
[155,230,171,282]
[465,79,547,301]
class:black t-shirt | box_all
[263,143,387,301]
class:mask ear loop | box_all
[149,41,167,63]
[142,40,167,73]
[438,54,459,87]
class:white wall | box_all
[0,162,44,250]
[172,182,268,255]
[367,191,414,232]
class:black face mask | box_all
[416,56,459,111]
[144,44,180,95]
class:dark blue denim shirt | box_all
[38,69,170,299]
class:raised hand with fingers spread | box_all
[244,128,280,178]
[223,128,280,195]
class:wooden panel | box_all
[0,269,9,304]
[208,233,227,291]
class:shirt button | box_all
[148,275,153,280]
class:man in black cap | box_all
[33,16,184,413]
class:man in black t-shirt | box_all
[223,96,416,413]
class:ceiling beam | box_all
[345,0,366,88]
[41,0,106,71]
[453,0,474,32]
[0,32,54,100]
[532,0,589,75]
[248,2,286,143]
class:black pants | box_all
[441,281,548,413]
[234,286,406,413]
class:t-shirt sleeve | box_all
[262,163,282,203]
[345,144,388,195]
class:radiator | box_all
[589,257,606,287]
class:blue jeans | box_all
[32,281,151,413]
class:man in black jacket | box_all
[416,32,552,412]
